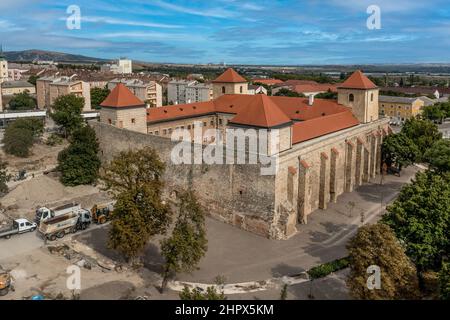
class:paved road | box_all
[74,166,420,284]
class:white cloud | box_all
[80,16,183,29]
[0,20,26,31]
[150,0,236,18]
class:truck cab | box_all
[15,219,37,233]
[35,207,54,224]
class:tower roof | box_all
[228,94,292,128]
[212,68,247,83]
[100,83,145,108]
[338,70,377,90]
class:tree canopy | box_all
[90,87,110,110]
[0,159,11,195]
[2,118,43,158]
[160,190,208,291]
[57,125,101,186]
[346,223,420,300]
[424,139,450,173]
[100,147,172,262]
[400,118,442,161]
[381,133,419,169]
[179,286,226,300]
[50,94,84,137]
[274,88,305,97]
[8,91,36,110]
[382,171,450,271]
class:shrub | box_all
[2,127,34,157]
[307,257,349,279]
[46,133,64,146]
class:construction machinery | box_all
[90,202,114,224]
[35,203,81,225]
[38,209,92,241]
[0,272,12,296]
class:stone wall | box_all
[91,121,277,238]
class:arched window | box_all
[371,93,374,101]
[349,94,355,102]
[222,86,226,94]
[240,86,243,93]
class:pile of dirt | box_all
[0,175,107,219]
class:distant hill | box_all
[4,49,106,63]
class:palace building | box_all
[95,69,390,239]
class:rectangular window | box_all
[219,119,223,125]
[131,118,136,124]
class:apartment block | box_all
[108,78,162,108]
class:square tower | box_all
[212,68,248,99]
[337,71,379,124]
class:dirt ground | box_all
[0,140,111,223]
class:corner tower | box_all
[100,83,147,133]
[337,70,379,123]
[212,68,248,99]
[0,45,8,84]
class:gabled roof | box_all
[212,68,247,83]
[100,83,145,108]
[228,94,292,128]
[338,70,377,90]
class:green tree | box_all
[2,127,34,157]
[50,94,84,137]
[382,171,450,271]
[179,286,226,300]
[9,91,36,110]
[274,88,305,97]
[12,118,44,137]
[57,126,101,186]
[90,87,110,110]
[100,147,172,262]
[423,104,445,123]
[315,90,337,100]
[439,262,450,300]
[401,118,442,161]
[0,159,11,194]
[160,190,208,292]
[28,75,39,86]
[381,133,419,170]
[346,224,420,300]
[424,139,450,173]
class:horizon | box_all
[1,1,450,65]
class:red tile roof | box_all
[338,70,377,90]
[212,68,247,83]
[101,83,145,108]
[293,84,337,93]
[292,112,359,143]
[229,94,292,128]
[147,93,360,144]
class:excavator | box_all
[90,202,114,224]
[0,272,12,296]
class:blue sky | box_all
[1,0,449,65]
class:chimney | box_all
[308,94,314,106]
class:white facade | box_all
[167,80,197,105]
[185,83,212,103]
[0,58,8,83]
[102,59,133,74]
[108,78,162,108]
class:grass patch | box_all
[307,257,349,280]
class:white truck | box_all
[35,203,81,225]
[0,218,37,239]
[38,209,92,241]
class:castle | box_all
[93,69,390,240]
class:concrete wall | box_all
[91,121,277,238]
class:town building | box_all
[248,84,267,95]
[108,79,162,108]
[101,58,132,74]
[185,83,213,104]
[212,68,248,99]
[36,76,91,111]
[95,69,390,240]
[252,79,284,86]
[0,47,8,83]
[100,83,147,134]
[1,80,35,96]
[167,80,197,105]
[379,95,425,122]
